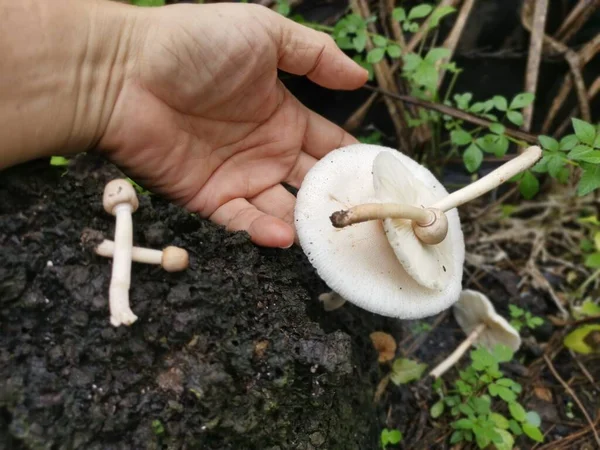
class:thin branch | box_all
[554,76,600,137]
[350,0,413,153]
[362,84,539,143]
[437,0,476,89]
[406,0,461,53]
[522,0,549,131]
[543,354,600,448]
[554,0,600,44]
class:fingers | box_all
[249,184,297,228]
[301,107,360,159]
[272,12,369,90]
[209,198,295,248]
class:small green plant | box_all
[131,0,165,6]
[151,419,165,435]
[49,156,70,166]
[358,130,383,145]
[578,214,600,269]
[508,305,543,332]
[532,118,600,197]
[380,428,403,448]
[431,345,543,449]
[390,357,427,385]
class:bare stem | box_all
[96,239,163,265]
[330,203,434,228]
[109,204,138,327]
[431,146,542,213]
[429,323,486,379]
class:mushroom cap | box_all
[103,179,139,215]
[453,290,521,352]
[161,246,189,272]
[294,143,465,319]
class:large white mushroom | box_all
[294,144,541,319]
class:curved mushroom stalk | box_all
[331,145,542,246]
[318,291,347,311]
[429,290,521,379]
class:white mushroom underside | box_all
[295,144,465,319]
[453,290,521,352]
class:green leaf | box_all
[477,134,509,157]
[509,419,523,435]
[538,135,559,152]
[386,44,402,58]
[572,118,596,146]
[451,129,472,145]
[372,34,388,48]
[367,48,386,64]
[458,403,474,417]
[402,53,423,72]
[132,0,165,6]
[546,153,566,178]
[276,0,291,16]
[452,418,474,430]
[568,144,600,163]
[577,163,600,196]
[390,358,427,384]
[522,423,544,442]
[463,144,483,173]
[380,428,403,448]
[392,7,406,22]
[454,93,472,110]
[509,92,534,109]
[429,6,456,28]
[425,47,450,64]
[430,400,445,418]
[408,4,433,20]
[493,429,515,450]
[471,397,491,415]
[559,134,578,151]
[450,430,463,444]
[492,95,508,111]
[489,123,505,135]
[574,299,600,318]
[50,156,70,166]
[492,344,514,363]
[508,402,527,422]
[489,384,517,402]
[525,411,541,427]
[563,324,600,354]
[352,31,367,52]
[507,110,524,126]
[474,428,491,449]
[490,413,510,429]
[519,170,539,199]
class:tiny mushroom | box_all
[370,331,397,363]
[294,143,541,319]
[94,239,189,272]
[429,290,521,379]
[318,291,347,311]
[102,179,139,327]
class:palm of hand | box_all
[101,4,367,247]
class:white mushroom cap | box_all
[453,290,521,352]
[103,179,139,215]
[294,143,465,319]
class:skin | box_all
[0,0,368,248]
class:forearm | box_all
[0,0,140,169]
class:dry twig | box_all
[554,76,600,137]
[554,0,600,44]
[362,84,539,143]
[522,0,548,131]
[543,354,600,448]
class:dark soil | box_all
[0,156,402,450]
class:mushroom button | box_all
[429,290,521,379]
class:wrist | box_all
[0,0,144,169]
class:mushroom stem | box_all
[109,203,138,327]
[330,203,434,228]
[96,240,163,265]
[431,146,542,212]
[429,322,486,379]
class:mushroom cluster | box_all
[96,179,189,327]
[294,144,541,319]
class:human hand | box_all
[100,2,368,248]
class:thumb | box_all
[271,12,369,90]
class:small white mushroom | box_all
[429,290,521,378]
[102,179,139,327]
[318,291,347,311]
[94,240,189,272]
